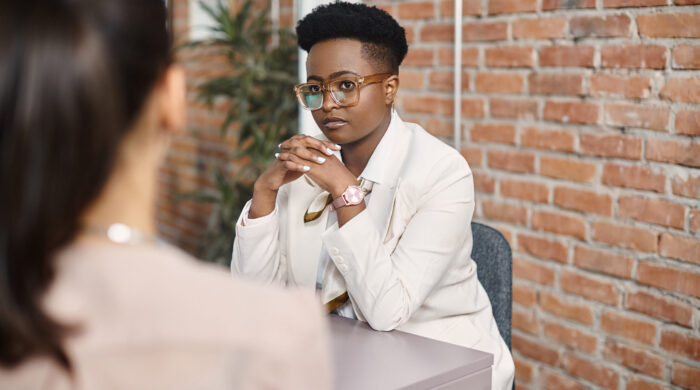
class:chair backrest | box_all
[470,222,512,351]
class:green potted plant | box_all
[183,0,298,264]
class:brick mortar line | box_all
[482,209,698,260]
[389,2,700,22]
[512,326,692,390]
[512,274,700,322]
[512,276,699,338]
[504,217,700,272]
[400,66,700,80]
[457,140,698,172]
[473,167,698,207]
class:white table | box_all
[329,315,493,390]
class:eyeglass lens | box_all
[299,78,358,110]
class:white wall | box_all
[188,0,221,41]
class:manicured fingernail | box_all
[335,144,341,149]
[303,166,310,172]
[278,143,282,148]
[317,157,326,163]
[274,153,279,159]
[325,147,333,155]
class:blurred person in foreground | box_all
[231,2,513,389]
[0,0,330,389]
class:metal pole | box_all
[453,0,462,151]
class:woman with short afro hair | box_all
[232,3,514,389]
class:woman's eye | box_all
[308,85,321,93]
[340,81,356,90]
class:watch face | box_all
[345,186,364,204]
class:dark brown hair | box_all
[0,0,171,370]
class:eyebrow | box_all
[307,70,360,82]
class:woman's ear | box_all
[384,75,399,105]
[156,65,186,135]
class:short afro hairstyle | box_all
[296,2,408,74]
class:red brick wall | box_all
[160,1,700,388]
[159,0,211,254]
[158,0,296,254]
[365,1,699,389]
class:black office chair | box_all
[470,222,512,351]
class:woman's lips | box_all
[324,121,347,129]
[323,117,347,129]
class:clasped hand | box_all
[256,135,358,198]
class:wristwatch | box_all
[330,185,365,211]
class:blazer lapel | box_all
[287,114,414,289]
[286,177,328,288]
[366,181,400,242]
[366,115,413,242]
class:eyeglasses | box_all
[294,73,392,111]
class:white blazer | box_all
[232,113,514,390]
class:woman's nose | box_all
[321,89,339,112]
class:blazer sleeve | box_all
[230,190,288,285]
[321,154,474,331]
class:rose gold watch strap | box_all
[331,194,347,210]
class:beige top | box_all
[0,242,331,390]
